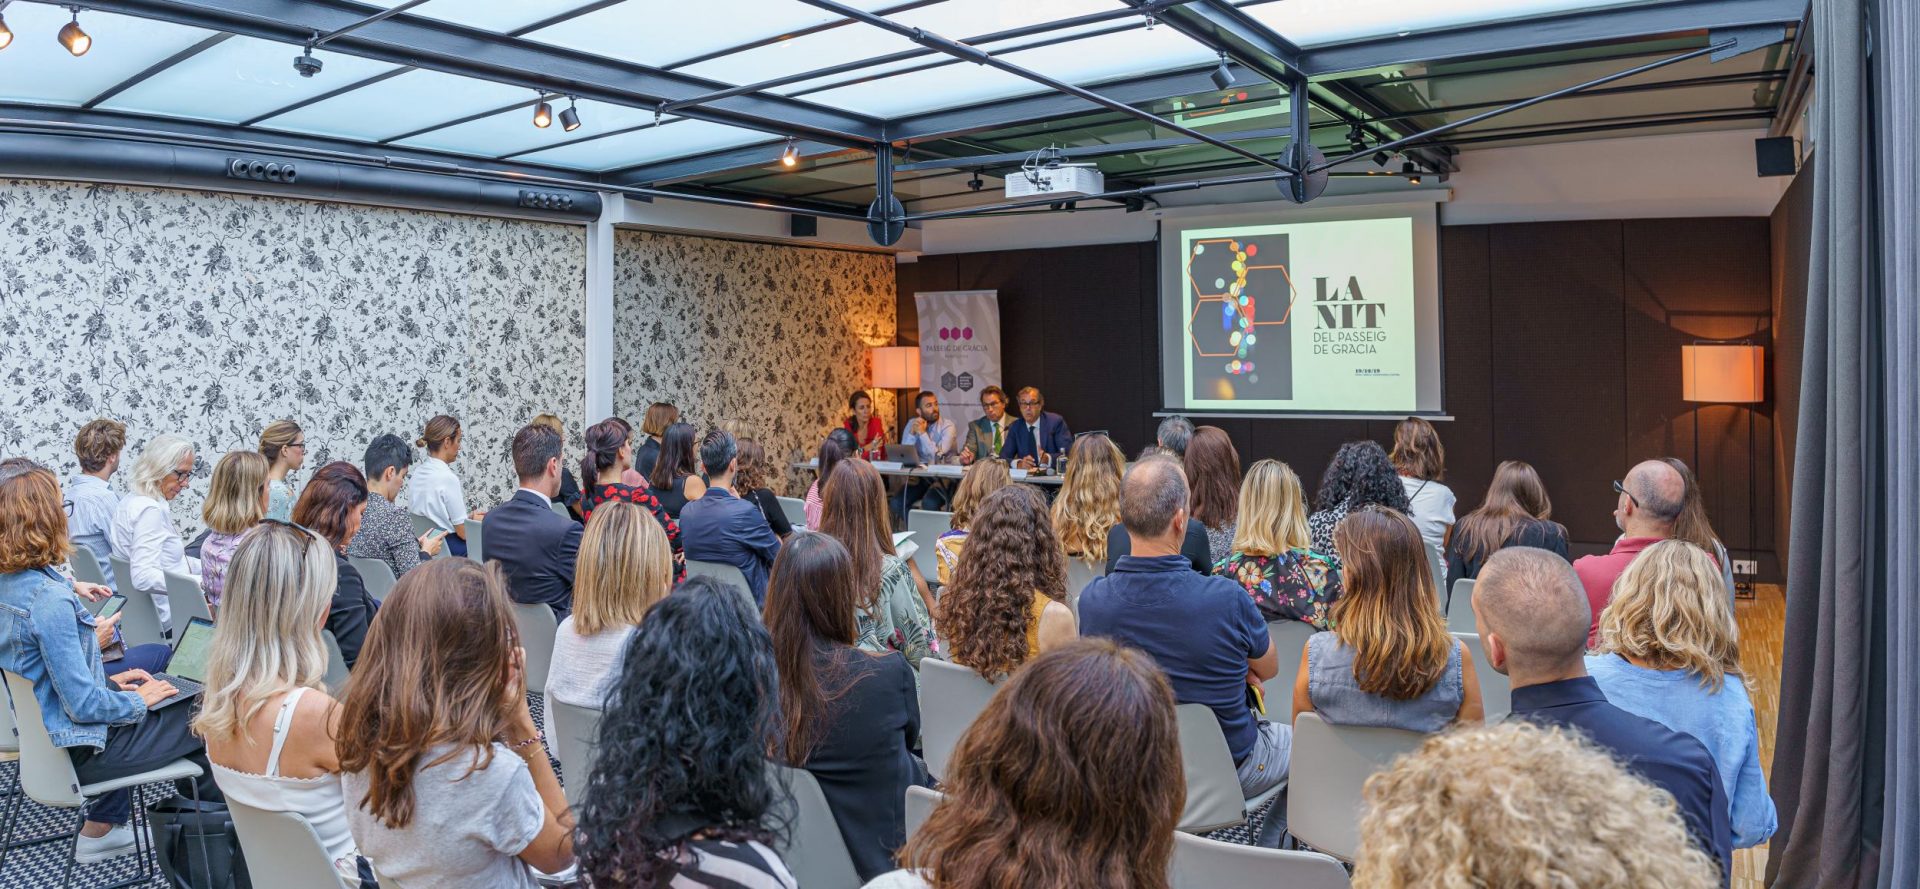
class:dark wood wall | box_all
[897,217,1779,577]
[1769,162,1814,577]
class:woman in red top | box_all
[844,390,887,461]
[578,418,685,581]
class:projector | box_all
[1006,163,1105,199]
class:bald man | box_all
[1474,547,1732,878]
[1572,459,1685,645]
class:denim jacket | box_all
[0,567,145,749]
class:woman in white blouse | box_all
[544,501,672,734]
[405,415,484,559]
[109,434,200,626]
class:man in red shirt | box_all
[1572,459,1686,646]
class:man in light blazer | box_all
[481,423,584,619]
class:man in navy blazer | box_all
[481,423,584,619]
[998,386,1073,469]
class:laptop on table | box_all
[144,616,215,711]
[882,443,924,468]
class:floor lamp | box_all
[870,346,921,437]
[1681,342,1765,598]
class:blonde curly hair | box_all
[1597,538,1742,692]
[1352,721,1721,889]
[1051,433,1124,565]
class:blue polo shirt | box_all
[1079,554,1269,762]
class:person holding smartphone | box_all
[348,434,445,581]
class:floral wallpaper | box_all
[0,178,585,535]
[612,231,897,493]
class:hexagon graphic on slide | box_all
[1186,234,1296,401]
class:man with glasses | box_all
[960,385,1013,466]
[998,386,1073,471]
[1573,459,1686,646]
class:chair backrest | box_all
[511,601,559,692]
[408,512,439,538]
[904,785,942,845]
[770,764,862,889]
[549,699,604,810]
[1445,578,1477,633]
[1261,620,1318,708]
[918,658,1002,781]
[906,509,953,580]
[2,670,86,807]
[683,560,755,609]
[1286,711,1428,861]
[163,570,215,626]
[227,798,352,889]
[348,557,398,602]
[68,542,111,593]
[1169,830,1351,889]
[1064,557,1104,599]
[464,519,485,563]
[320,630,350,696]
[1173,703,1250,834]
[111,555,166,647]
[550,501,571,520]
[776,496,807,529]
[1451,631,1511,721]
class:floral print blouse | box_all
[857,554,933,668]
[1214,547,1344,630]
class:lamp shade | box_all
[1682,344,1764,403]
[870,346,921,389]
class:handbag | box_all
[146,795,253,889]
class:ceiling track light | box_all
[1346,123,1367,153]
[0,14,13,51]
[558,96,581,132]
[780,137,799,168]
[1208,53,1233,92]
[532,96,553,129]
[57,7,89,57]
[1402,160,1422,186]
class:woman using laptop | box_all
[0,458,218,865]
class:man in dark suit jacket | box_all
[482,423,584,619]
[997,386,1072,469]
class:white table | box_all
[789,460,1065,486]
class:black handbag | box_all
[146,796,253,889]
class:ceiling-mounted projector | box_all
[1007,146,1105,198]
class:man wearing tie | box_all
[999,386,1073,470]
[960,386,1013,465]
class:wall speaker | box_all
[790,214,818,238]
[226,157,297,183]
[1755,136,1797,177]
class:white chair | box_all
[1065,557,1103,599]
[227,799,349,889]
[1444,578,1476,633]
[1452,631,1511,721]
[1173,704,1283,834]
[918,659,1002,781]
[511,602,559,693]
[67,544,111,603]
[464,520,485,563]
[321,630,350,695]
[1169,830,1350,889]
[683,559,755,609]
[906,509,953,580]
[408,513,439,538]
[770,764,861,889]
[1285,712,1427,861]
[776,496,807,530]
[549,699,603,809]
[348,557,398,602]
[1,670,204,889]
[904,785,942,844]
[550,501,571,520]
[162,571,214,626]
[109,556,166,647]
[1262,620,1318,710]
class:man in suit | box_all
[959,385,1012,465]
[481,423,584,619]
[998,386,1072,469]
[680,428,782,605]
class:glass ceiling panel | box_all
[1248,0,1670,48]
[394,97,674,159]
[1381,44,1764,111]
[0,4,214,107]
[98,37,399,124]
[526,0,909,70]
[257,71,528,142]
[358,0,601,33]
[485,119,775,171]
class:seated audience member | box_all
[576,578,797,888]
[765,533,930,882]
[578,418,684,577]
[1185,426,1242,565]
[484,423,585,618]
[1473,546,1732,875]
[347,433,443,580]
[66,418,126,590]
[1664,457,1738,599]
[680,429,782,605]
[1078,457,1284,798]
[805,428,860,528]
[997,387,1072,470]
[958,386,1013,466]
[0,459,216,864]
[1590,540,1776,848]
[198,450,270,608]
[734,437,793,539]
[1216,459,1343,628]
[1051,434,1123,572]
[195,521,373,886]
[290,462,377,668]
[259,418,306,522]
[650,422,708,519]
[1351,721,1722,889]
[897,390,959,515]
[819,460,935,667]
[546,501,672,736]
[406,415,483,558]
[634,402,678,485]
[1308,440,1411,555]
[1103,457,1212,575]
[531,413,584,520]
[941,486,1076,677]
[110,433,200,625]
[1390,416,1456,592]
[935,458,1013,586]
[1293,507,1481,730]
[1444,459,1568,591]
[1156,413,1194,460]
[1574,458,1685,645]
[338,560,574,888]
[844,390,889,461]
[864,640,1181,889]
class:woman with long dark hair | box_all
[804,428,859,529]
[634,403,678,485]
[865,639,1184,889]
[941,486,1075,678]
[577,418,685,577]
[764,532,928,882]
[1185,426,1243,565]
[290,461,377,668]
[734,437,794,539]
[1390,416,1456,593]
[576,576,796,887]
[649,422,707,519]
[817,459,934,667]
[1308,440,1412,556]
[844,390,888,461]
[1444,459,1570,589]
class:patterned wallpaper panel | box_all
[0,179,585,535]
[611,230,897,494]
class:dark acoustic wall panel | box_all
[1769,164,1813,577]
[1438,225,1497,518]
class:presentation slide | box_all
[1158,202,1444,417]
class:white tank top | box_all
[211,686,360,876]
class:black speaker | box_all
[789,214,818,238]
[1755,136,1797,177]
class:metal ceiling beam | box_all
[80,0,886,146]
[81,32,233,109]
[889,65,1258,145]
[1118,0,1301,81]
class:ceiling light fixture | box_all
[1402,161,1421,185]
[292,46,323,77]
[1346,123,1366,153]
[780,137,799,167]
[967,171,984,191]
[1209,53,1234,91]
[532,96,553,129]
[57,7,89,57]
[559,96,581,132]
[0,14,14,51]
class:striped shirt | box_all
[669,839,796,889]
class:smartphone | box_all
[96,594,126,619]
[98,595,128,660]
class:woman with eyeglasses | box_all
[290,462,377,669]
[109,434,200,626]
[260,419,306,523]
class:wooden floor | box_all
[1732,582,1785,889]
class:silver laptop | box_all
[146,616,215,711]
[882,443,923,467]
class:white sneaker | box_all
[73,824,141,864]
